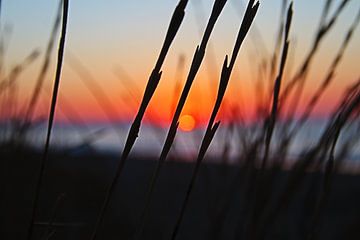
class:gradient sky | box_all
[1,0,359,126]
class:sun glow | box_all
[179,114,196,132]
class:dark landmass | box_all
[1,147,359,240]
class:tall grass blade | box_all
[281,0,350,119]
[90,1,189,239]
[0,50,40,130]
[270,0,288,80]
[261,79,360,233]
[170,1,259,239]
[262,2,293,169]
[113,65,167,148]
[27,1,69,238]
[133,0,228,238]
[192,0,219,98]
[237,3,293,239]
[292,7,360,135]
[22,0,63,133]
[0,50,40,95]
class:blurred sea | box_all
[1,120,359,167]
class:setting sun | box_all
[179,114,196,132]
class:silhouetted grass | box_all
[27,0,69,239]
[231,0,269,60]
[306,81,360,239]
[244,3,292,239]
[0,0,359,239]
[132,1,228,238]
[0,50,40,142]
[90,1,189,239]
[0,43,41,137]
[113,65,168,148]
[262,2,292,169]
[269,0,288,82]
[170,2,259,239]
[192,0,219,99]
[22,0,63,134]
[0,50,40,95]
[258,80,360,238]
[292,7,360,136]
[281,0,350,121]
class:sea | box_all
[1,119,359,171]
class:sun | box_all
[179,114,196,132]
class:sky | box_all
[1,0,359,127]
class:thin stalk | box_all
[231,0,269,58]
[113,66,168,149]
[306,87,360,240]
[170,1,259,239]
[262,2,293,169]
[192,0,219,99]
[27,1,69,239]
[133,1,228,239]
[261,80,360,233]
[306,142,336,240]
[0,50,40,141]
[242,3,292,239]
[281,0,350,118]
[0,50,40,95]
[22,0,63,131]
[290,7,360,136]
[269,0,288,81]
[90,1,189,239]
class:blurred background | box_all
[0,0,359,165]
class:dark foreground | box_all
[1,148,359,240]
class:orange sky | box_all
[1,0,359,127]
